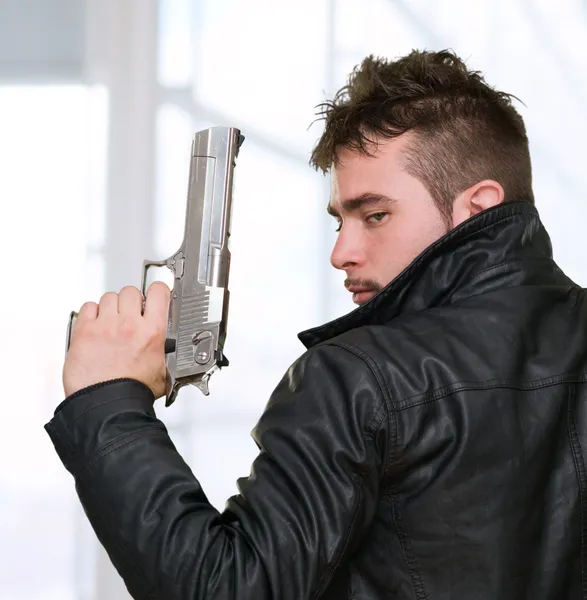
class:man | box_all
[46,49,586,599]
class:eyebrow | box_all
[326,193,397,218]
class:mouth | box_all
[347,286,377,304]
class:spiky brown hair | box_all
[310,49,534,220]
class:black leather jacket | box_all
[46,202,587,599]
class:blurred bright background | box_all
[0,0,586,598]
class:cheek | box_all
[375,215,446,265]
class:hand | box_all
[63,282,171,400]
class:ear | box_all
[451,180,505,227]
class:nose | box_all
[330,225,365,271]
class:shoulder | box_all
[258,342,390,442]
[326,307,471,406]
[329,308,454,360]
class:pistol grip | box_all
[65,310,78,356]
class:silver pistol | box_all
[65,126,244,407]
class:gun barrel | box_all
[181,128,242,291]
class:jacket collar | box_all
[298,202,557,349]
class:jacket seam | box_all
[69,391,155,425]
[389,493,429,600]
[332,342,393,431]
[467,256,555,280]
[45,420,75,461]
[86,425,166,467]
[331,342,397,479]
[397,372,587,411]
[567,384,587,600]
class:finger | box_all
[98,291,119,318]
[118,285,143,317]
[143,281,171,326]
[78,301,98,321]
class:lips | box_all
[347,287,377,304]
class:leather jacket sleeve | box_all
[45,342,389,600]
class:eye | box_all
[366,212,388,225]
[334,219,342,232]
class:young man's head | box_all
[311,49,534,305]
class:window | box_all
[0,84,107,599]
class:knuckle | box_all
[146,322,165,343]
[119,316,137,339]
[99,322,116,340]
[100,291,117,302]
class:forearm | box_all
[45,379,271,600]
